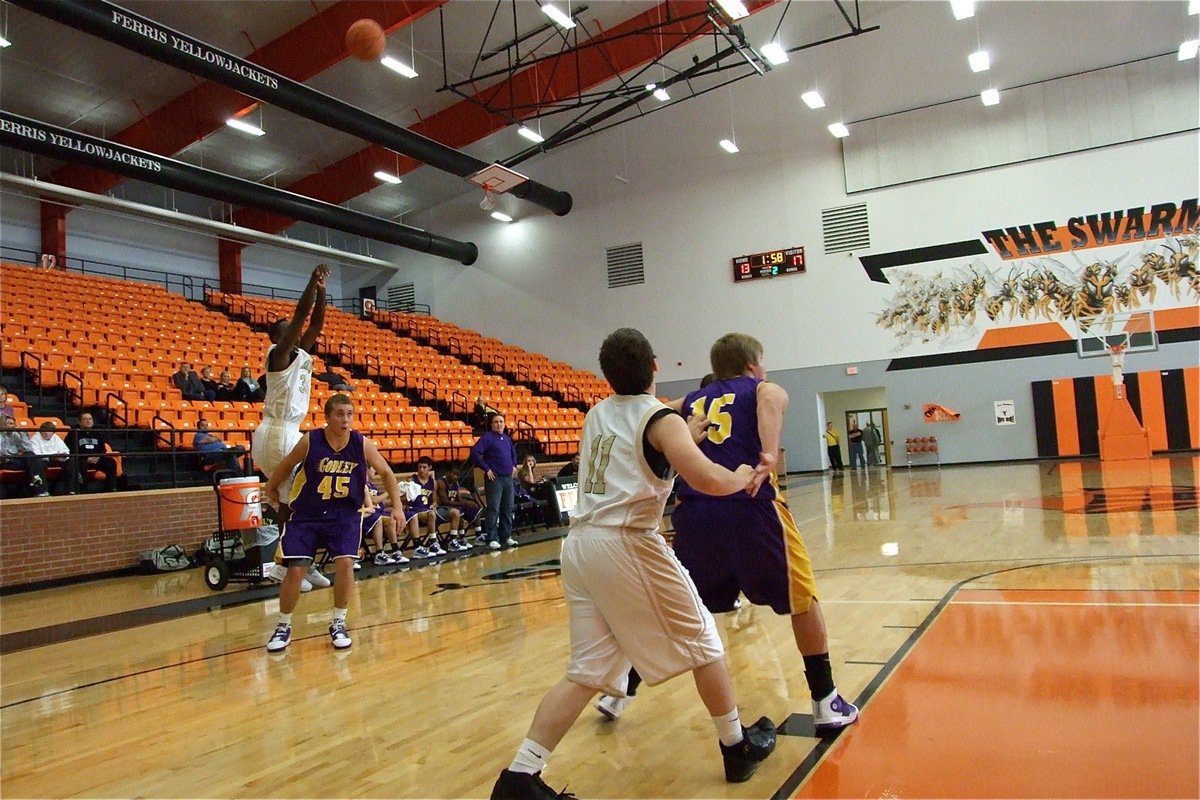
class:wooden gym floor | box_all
[1,456,1196,799]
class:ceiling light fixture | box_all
[950,0,974,20]
[373,170,402,185]
[1179,39,1199,60]
[969,50,990,72]
[381,56,418,78]
[645,83,670,102]
[719,138,739,154]
[828,122,849,138]
[0,36,10,48]
[981,88,1000,106]
[225,117,265,136]
[714,0,750,20]
[1190,0,1199,14]
[761,42,789,65]
[801,90,825,109]
[517,125,545,143]
[490,211,514,223]
[541,4,576,29]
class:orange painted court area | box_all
[794,589,1200,799]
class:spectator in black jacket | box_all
[66,412,118,492]
[215,370,239,402]
[199,367,221,400]
[172,363,211,401]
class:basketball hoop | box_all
[479,183,497,212]
[1108,340,1128,396]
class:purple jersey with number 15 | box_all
[676,374,777,503]
[288,428,368,519]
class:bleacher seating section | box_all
[2,262,597,467]
[210,293,591,456]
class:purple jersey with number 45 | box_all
[288,428,368,519]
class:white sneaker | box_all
[306,566,331,588]
[505,538,519,547]
[488,541,501,550]
[267,563,287,583]
[430,543,447,557]
[329,620,352,650]
[389,551,410,564]
[413,546,431,559]
[266,622,291,652]
[353,560,362,571]
[373,552,392,566]
[300,577,313,593]
[812,689,859,732]
[596,694,631,721]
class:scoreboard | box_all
[733,246,806,282]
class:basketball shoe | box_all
[489,769,575,800]
[267,563,313,592]
[596,694,631,721]
[329,620,352,650]
[720,716,777,783]
[266,622,291,652]
[306,566,331,588]
[812,690,858,732]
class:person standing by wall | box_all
[862,420,882,466]
[824,421,844,471]
[471,413,519,550]
[847,419,865,470]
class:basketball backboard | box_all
[1076,309,1157,358]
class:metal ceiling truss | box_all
[439,0,878,164]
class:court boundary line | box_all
[768,553,1197,800]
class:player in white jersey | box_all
[489,328,777,800]
[251,264,329,588]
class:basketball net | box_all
[479,182,497,211]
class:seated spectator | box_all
[365,467,408,565]
[435,465,482,551]
[404,457,443,558]
[66,412,118,492]
[556,452,581,479]
[215,370,239,402]
[199,367,220,400]
[472,395,497,432]
[315,368,355,392]
[235,367,263,402]
[27,422,70,496]
[193,419,247,473]
[172,363,210,401]
[516,454,542,493]
[513,454,549,531]
[0,415,41,494]
[0,390,16,420]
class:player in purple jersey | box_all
[262,394,402,652]
[670,333,858,733]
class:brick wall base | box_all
[0,488,222,589]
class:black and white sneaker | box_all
[490,769,575,800]
[266,622,291,652]
[720,717,777,783]
[328,620,352,650]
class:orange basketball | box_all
[345,19,385,61]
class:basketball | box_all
[345,19,385,61]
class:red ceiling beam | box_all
[51,0,445,195]
[236,0,779,235]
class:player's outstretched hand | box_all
[313,263,330,287]
[746,451,776,497]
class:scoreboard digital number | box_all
[733,246,806,282]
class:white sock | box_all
[713,708,744,747]
[332,607,348,624]
[278,613,292,625]
[509,738,552,775]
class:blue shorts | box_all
[281,514,363,564]
[671,496,817,615]
[364,507,391,530]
